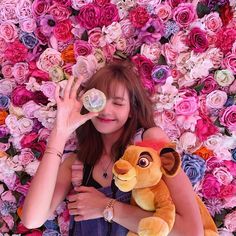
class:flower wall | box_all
[0,0,236,235]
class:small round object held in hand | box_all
[82,88,106,112]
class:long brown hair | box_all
[76,61,155,165]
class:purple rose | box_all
[11,86,34,107]
[100,3,119,27]
[186,27,209,53]
[77,4,101,30]
[0,125,9,138]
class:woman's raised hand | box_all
[54,76,98,139]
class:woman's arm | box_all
[21,128,74,229]
[143,126,204,236]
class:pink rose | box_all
[213,166,233,185]
[206,157,221,171]
[206,90,227,109]
[173,3,196,28]
[167,0,188,8]
[102,43,116,61]
[100,3,119,27]
[199,75,219,94]
[229,79,236,94]
[0,2,18,23]
[174,96,198,116]
[19,18,37,33]
[32,0,50,17]
[224,211,236,232]
[48,3,71,22]
[18,149,35,166]
[155,3,172,23]
[0,37,8,52]
[186,27,209,53]
[40,81,56,99]
[1,64,13,79]
[53,19,73,42]
[11,86,34,107]
[88,27,103,47]
[204,12,222,32]
[220,105,236,131]
[0,22,18,42]
[4,40,28,63]
[202,173,221,198]
[77,4,101,30]
[94,0,110,7]
[170,31,189,53]
[220,184,236,199]
[22,101,41,118]
[195,114,218,141]
[74,40,93,57]
[222,53,236,74]
[129,6,150,28]
[20,132,38,148]
[53,0,72,6]
[120,19,136,38]
[162,43,178,66]
[12,62,29,85]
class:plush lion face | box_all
[112,145,163,192]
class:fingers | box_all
[74,186,95,193]
[54,84,61,103]
[64,76,74,99]
[70,76,83,99]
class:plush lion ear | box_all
[160,147,181,177]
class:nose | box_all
[114,163,129,175]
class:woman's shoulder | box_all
[143,126,170,142]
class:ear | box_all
[160,147,181,177]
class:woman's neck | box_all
[101,128,123,156]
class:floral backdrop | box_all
[0,0,236,235]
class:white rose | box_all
[204,134,223,150]
[25,160,40,176]
[177,131,199,152]
[18,117,34,134]
[140,43,161,63]
[215,69,234,87]
[102,22,122,44]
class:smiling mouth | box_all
[97,117,115,122]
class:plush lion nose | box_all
[114,162,129,175]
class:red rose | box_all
[100,3,119,27]
[216,28,236,55]
[77,4,101,30]
[129,6,150,28]
[31,141,46,160]
[32,91,49,105]
[53,19,73,42]
[20,132,39,148]
[219,3,233,26]
[132,55,154,92]
[4,40,28,63]
[11,86,34,107]
[186,27,209,53]
[195,114,218,141]
[94,0,110,7]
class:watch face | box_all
[103,207,113,222]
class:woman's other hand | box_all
[54,76,98,139]
[67,186,109,221]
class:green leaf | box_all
[114,51,127,60]
[194,83,205,93]
[196,2,211,18]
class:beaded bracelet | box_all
[44,147,63,159]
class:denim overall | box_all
[69,129,144,236]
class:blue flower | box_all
[20,32,39,49]
[232,148,236,162]
[0,201,17,216]
[151,65,170,85]
[181,153,206,185]
[44,220,59,230]
[42,229,61,236]
[0,94,10,109]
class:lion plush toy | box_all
[112,140,219,236]
[112,140,180,236]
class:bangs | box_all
[85,65,132,99]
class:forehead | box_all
[108,81,129,99]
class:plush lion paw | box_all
[138,217,169,236]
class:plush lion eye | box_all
[138,157,150,168]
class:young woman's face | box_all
[91,82,131,135]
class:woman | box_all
[21,61,204,235]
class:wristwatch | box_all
[103,199,116,222]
